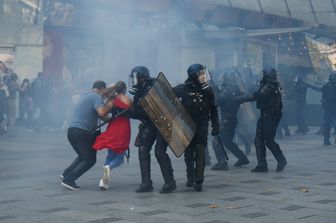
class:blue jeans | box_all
[104,150,124,169]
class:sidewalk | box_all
[0,128,335,223]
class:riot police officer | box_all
[322,72,336,145]
[250,67,287,172]
[213,69,250,169]
[290,74,309,134]
[129,66,176,193]
[174,64,219,191]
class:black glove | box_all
[211,128,219,136]
[251,92,259,101]
[129,87,138,95]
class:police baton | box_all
[93,109,129,131]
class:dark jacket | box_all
[130,78,155,122]
[216,83,251,120]
[174,79,219,132]
[254,81,283,115]
[322,81,336,109]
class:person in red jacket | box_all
[92,81,133,190]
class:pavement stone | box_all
[0,126,336,222]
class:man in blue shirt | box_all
[61,80,113,190]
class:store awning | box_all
[204,0,336,28]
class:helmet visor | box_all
[197,68,211,84]
[128,72,138,88]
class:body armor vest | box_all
[217,84,242,120]
[256,82,282,115]
[175,81,215,124]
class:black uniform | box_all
[174,77,219,191]
[250,68,287,172]
[130,68,176,193]
[276,78,291,138]
[291,77,309,134]
[215,82,249,167]
[0,87,7,135]
[306,75,336,145]
[322,76,336,145]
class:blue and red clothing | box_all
[93,96,131,154]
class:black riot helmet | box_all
[187,64,205,80]
[329,71,336,83]
[223,68,239,85]
[262,67,277,82]
[187,63,211,88]
[129,66,150,88]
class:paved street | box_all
[0,125,336,223]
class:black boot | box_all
[211,163,229,171]
[155,144,176,194]
[251,165,268,173]
[234,157,250,167]
[193,183,203,192]
[136,147,153,193]
[159,181,177,194]
[135,183,153,193]
[276,159,287,172]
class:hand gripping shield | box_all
[140,72,196,157]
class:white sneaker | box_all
[99,178,109,190]
[99,165,110,190]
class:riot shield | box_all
[140,72,196,157]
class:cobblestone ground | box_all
[0,126,336,223]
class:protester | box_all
[60,80,113,190]
[5,73,20,137]
[18,79,33,129]
[92,81,133,190]
[0,77,8,135]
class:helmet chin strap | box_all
[201,83,210,90]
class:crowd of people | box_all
[1,59,335,193]
[0,61,84,137]
[61,63,333,193]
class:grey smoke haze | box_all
[73,2,187,86]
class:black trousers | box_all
[63,127,97,182]
[323,106,336,142]
[184,122,208,184]
[220,118,247,161]
[255,113,286,167]
[295,102,308,132]
[137,122,174,185]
